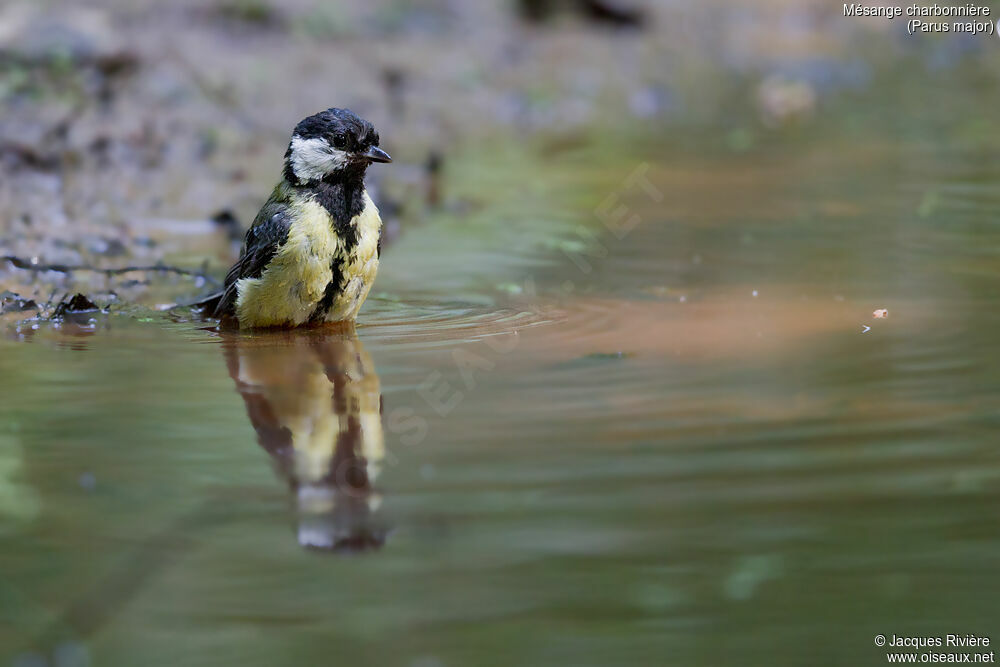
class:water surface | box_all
[2,133,999,666]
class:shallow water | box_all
[2,133,1000,667]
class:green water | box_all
[2,129,1000,666]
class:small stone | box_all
[53,294,99,318]
[1,291,39,314]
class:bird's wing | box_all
[213,197,293,317]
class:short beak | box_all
[363,146,392,164]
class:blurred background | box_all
[2,1,1000,666]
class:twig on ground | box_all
[1,255,222,287]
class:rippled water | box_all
[2,134,1000,666]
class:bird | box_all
[198,108,391,328]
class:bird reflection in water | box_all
[220,327,387,553]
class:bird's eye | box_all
[332,134,347,149]
[372,133,380,147]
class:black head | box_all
[284,108,391,184]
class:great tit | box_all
[200,108,391,328]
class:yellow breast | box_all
[235,193,381,328]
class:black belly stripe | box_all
[301,181,371,322]
[309,255,347,322]
[340,223,359,256]
[307,200,371,322]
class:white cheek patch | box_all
[289,136,349,181]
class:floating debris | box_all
[873,308,888,319]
